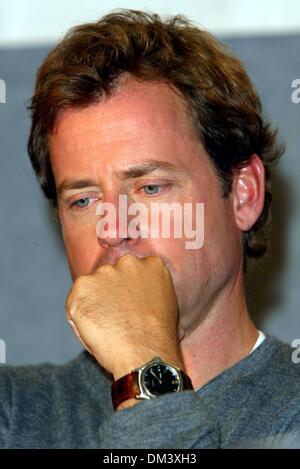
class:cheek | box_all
[148,237,200,284]
[150,238,208,315]
[61,218,98,278]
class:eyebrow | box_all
[57,178,101,197]
[57,160,188,197]
[115,160,188,179]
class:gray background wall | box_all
[0,34,299,365]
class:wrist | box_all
[111,351,185,381]
[111,355,193,411]
[116,397,141,411]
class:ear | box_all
[231,154,265,232]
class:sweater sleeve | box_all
[98,390,220,449]
[271,410,300,448]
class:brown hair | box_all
[27,9,284,259]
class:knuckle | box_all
[117,253,135,266]
[73,274,89,290]
[102,263,115,272]
[65,292,73,314]
[95,264,114,277]
[145,255,162,266]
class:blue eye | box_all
[72,198,91,208]
[142,185,161,195]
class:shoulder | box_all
[0,353,81,387]
[0,356,74,412]
[245,337,300,447]
[0,351,109,411]
[261,336,300,389]
[254,336,300,429]
[0,352,111,448]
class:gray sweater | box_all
[0,335,300,448]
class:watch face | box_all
[142,363,181,397]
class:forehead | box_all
[49,76,207,179]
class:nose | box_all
[96,194,141,249]
[98,235,139,249]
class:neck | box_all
[180,269,258,390]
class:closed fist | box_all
[66,254,184,380]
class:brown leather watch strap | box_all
[181,372,193,390]
[111,371,140,410]
[111,367,193,410]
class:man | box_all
[0,9,299,449]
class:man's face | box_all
[49,76,242,332]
